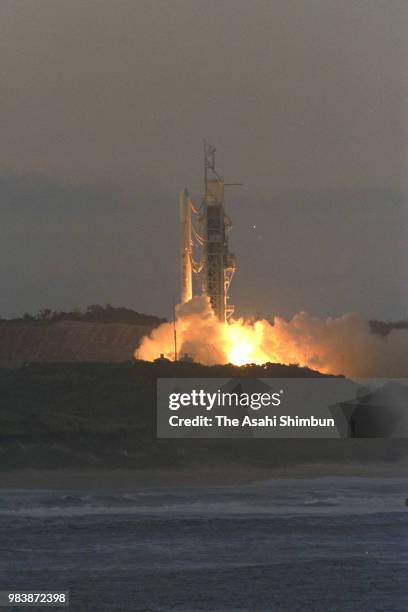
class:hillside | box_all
[0,305,405,369]
[0,361,406,471]
[0,320,150,368]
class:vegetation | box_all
[0,360,406,470]
[369,319,408,336]
[0,304,166,328]
[2,305,407,337]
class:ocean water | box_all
[0,477,407,611]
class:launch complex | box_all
[180,143,237,322]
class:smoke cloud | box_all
[137,295,408,377]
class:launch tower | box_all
[200,143,235,321]
[179,143,236,322]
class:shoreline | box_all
[0,461,406,489]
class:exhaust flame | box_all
[137,295,408,377]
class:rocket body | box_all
[180,188,192,304]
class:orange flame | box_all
[136,295,408,377]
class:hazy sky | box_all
[1,0,408,320]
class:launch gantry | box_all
[179,143,236,322]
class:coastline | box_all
[0,461,406,489]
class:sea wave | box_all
[0,478,406,519]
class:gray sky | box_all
[1,0,407,320]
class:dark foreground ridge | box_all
[0,361,406,471]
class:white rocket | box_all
[179,188,192,304]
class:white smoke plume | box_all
[137,295,408,377]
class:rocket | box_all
[180,188,192,304]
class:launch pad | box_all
[180,144,236,322]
